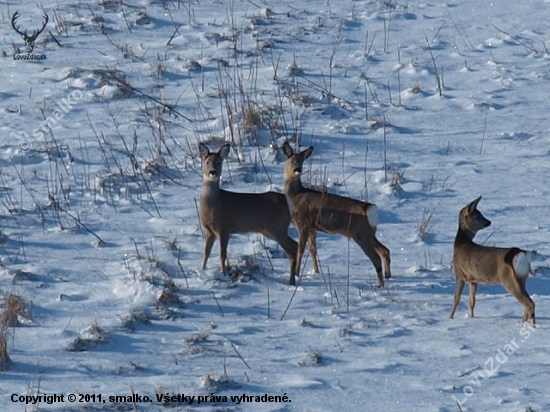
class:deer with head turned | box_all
[282,141,391,286]
[199,142,298,284]
[450,196,535,325]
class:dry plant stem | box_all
[383,116,388,183]
[230,341,251,370]
[212,293,224,317]
[493,25,538,54]
[397,47,402,107]
[425,34,442,96]
[479,116,487,155]
[176,251,190,289]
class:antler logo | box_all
[11,10,49,54]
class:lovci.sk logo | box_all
[12,10,48,61]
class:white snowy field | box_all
[1,0,550,410]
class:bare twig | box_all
[230,341,251,369]
[425,34,442,96]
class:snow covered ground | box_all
[1,0,550,411]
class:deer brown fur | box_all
[199,143,298,284]
[282,141,391,286]
[450,196,535,325]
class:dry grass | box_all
[66,319,108,352]
[298,351,323,366]
[0,293,30,370]
[418,206,436,241]
[389,169,404,195]
[0,318,11,370]
[3,294,27,327]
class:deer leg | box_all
[308,231,320,273]
[219,231,230,274]
[270,231,298,286]
[294,228,310,284]
[373,237,391,279]
[202,229,217,270]
[519,277,536,325]
[450,278,465,319]
[503,276,536,325]
[353,234,384,287]
[468,282,478,318]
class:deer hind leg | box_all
[373,237,391,279]
[269,230,298,286]
[468,282,478,318]
[450,278,466,319]
[518,277,535,325]
[353,233,384,287]
[501,274,535,325]
[202,229,217,270]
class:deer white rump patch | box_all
[366,204,379,228]
[513,251,531,277]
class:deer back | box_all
[292,191,378,235]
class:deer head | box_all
[12,11,49,54]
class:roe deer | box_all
[199,143,298,284]
[450,196,535,325]
[282,141,391,286]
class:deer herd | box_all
[199,142,536,325]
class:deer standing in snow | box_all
[282,141,391,286]
[450,196,535,325]
[199,142,298,284]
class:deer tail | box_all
[366,204,379,229]
[505,248,531,277]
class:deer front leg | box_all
[202,229,217,270]
[450,278,465,319]
[294,228,310,284]
[219,231,230,274]
[468,282,478,318]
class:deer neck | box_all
[284,176,303,199]
[455,226,476,246]
[201,179,221,201]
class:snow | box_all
[1,0,550,411]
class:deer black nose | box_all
[293,167,302,175]
[208,170,218,177]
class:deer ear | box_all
[282,141,293,158]
[198,142,209,158]
[303,146,314,160]
[467,196,482,214]
[219,144,230,159]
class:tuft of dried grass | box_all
[66,319,108,352]
[0,294,25,370]
[418,206,436,241]
[3,294,27,327]
[0,320,10,370]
